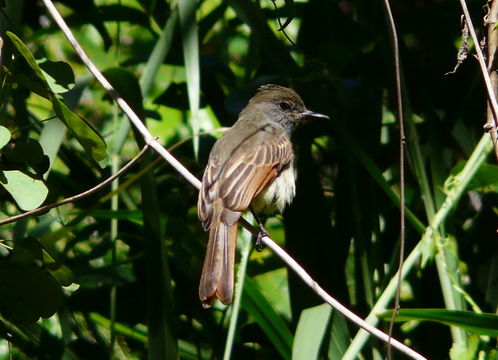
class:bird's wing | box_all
[198,127,292,229]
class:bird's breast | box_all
[251,163,296,215]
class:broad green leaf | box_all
[38,59,75,94]
[7,32,48,84]
[242,277,293,360]
[379,309,498,337]
[5,139,50,175]
[0,125,10,149]
[7,32,106,163]
[6,237,73,287]
[0,170,48,210]
[327,311,350,359]
[253,267,291,320]
[293,303,331,360]
[51,95,107,162]
[5,139,45,164]
[0,260,63,323]
[7,32,52,99]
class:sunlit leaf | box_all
[0,126,11,149]
[38,58,75,94]
[379,309,498,337]
[293,303,331,360]
[51,95,107,162]
[7,32,48,85]
[179,0,200,157]
[0,170,48,210]
[242,277,293,360]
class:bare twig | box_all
[382,0,406,358]
[270,0,296,46]
[459,0,498,161]
[40,1,426,358]
[485,0,498,161]
[0,144,150,226]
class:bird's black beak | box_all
[300,109,330,120]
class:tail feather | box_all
[199,223,237,307]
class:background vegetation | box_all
[0,0,497,359]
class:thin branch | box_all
[0,144,150,226]
[270,0,296,46]
[459,0,498,161]
[485,0,498,161]
[40,1,427,358]
[382,0,406,357]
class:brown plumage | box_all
[198,84,328,307]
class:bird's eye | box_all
[279,102,291,111]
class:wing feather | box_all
[219,131,292,212]
[198,126,293,229]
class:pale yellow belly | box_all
[251,165,296,215]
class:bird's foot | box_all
[255,225,269,252]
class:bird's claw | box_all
[255,225,269,252]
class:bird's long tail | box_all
[199,222,237,308]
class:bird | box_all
[197,84,328,308]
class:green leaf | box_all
[51,95,107,162]
[0,260,63,323]
[7,32,48,86]
[5,139,50,175]
[6,237,73,287]
[38,58,75,94]
[102,67,144,119]
[253,267,291,320]
[327,311,350,359]
[7,32,106,163]
[293,304,331,360]
[449,161,498,193]
[242,277,293,360]
[0,170,48,210]
[379,309,498,337]
[179,0,200,157]
[42,250,74,287]
[0,125,11,149]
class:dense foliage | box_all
[0,0,497,359]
